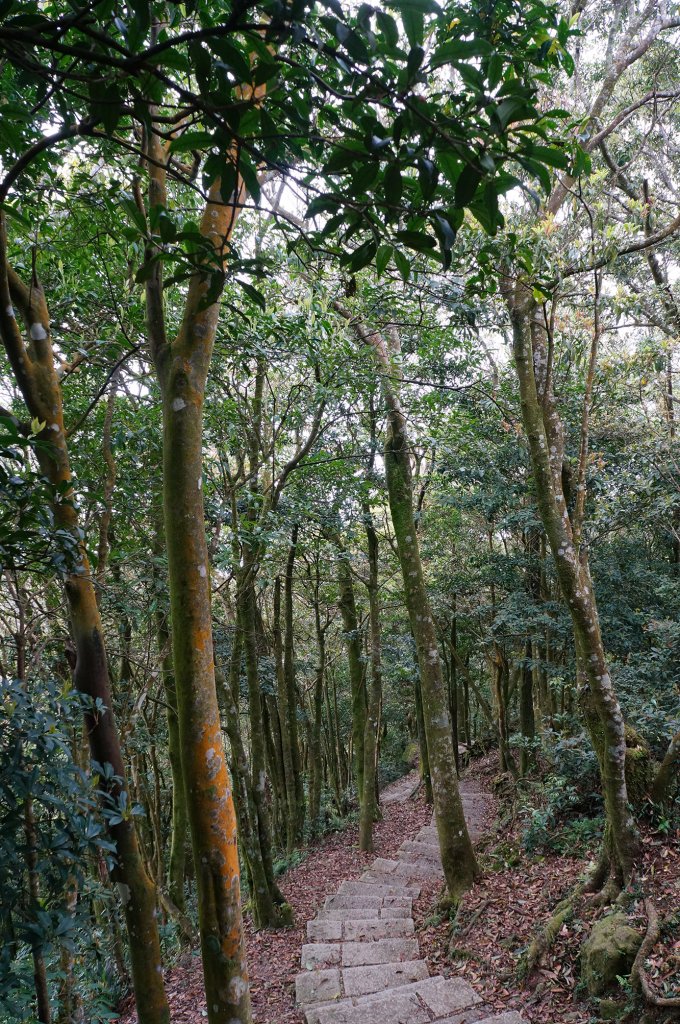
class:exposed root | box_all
[517,880,589,980]
[449,898,490,950]
[631,898,680,1009]
[158,890,195,945]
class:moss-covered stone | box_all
[596,996,627,1020]
[581,913,642,995]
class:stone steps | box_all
[296,777,524,1024]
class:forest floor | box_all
[119,758,679,1023]
[417,752,680,1023]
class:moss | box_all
[581,913,642,995]
[624,731,656,811]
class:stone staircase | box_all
[295,782,522,1024]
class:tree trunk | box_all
[237,571,288,927]
[273,576,301,852]
[414,670,433,804]
[652,729,680,803]
[0,232,170,1024]
[144,101,254,1013]
[341,314,478,897]
[154,591,187,912]
[503,280,639,885]
[359,509,383,852]
[519,639,536,777]
[333,536,367,806]
[283,526,305,840]
[309,563,327,832]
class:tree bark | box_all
[359,507,383,852]
[340,312,478,897]
[0,221,170,1024]
[283,526,305,840]
[502,279,639,885]
[333,536,367,806]
[147,128,252,1014]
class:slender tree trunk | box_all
[333,536,367,805]
[237,571,287,927]
[519,639,536,777]
[502,280,639,886]
[273,577,300,852]
[309,563,327,832]
[449,614,460,775]
[0,231,170,1024]
[25,797,50,1023]
[359,509,383,852]
[283,526,305,840]
[154,585,187,911]
[340,314,478,897]
[651,729,680,803]
[413,670,433,804]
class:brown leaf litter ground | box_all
[416,752,680,1023]
[119,759,679,1023]
[119,771,431,1024]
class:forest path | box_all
[294,775,523,1024]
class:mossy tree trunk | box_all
[0,214,170,1024]
[283,525,306,840]
[359,506,383,852]
[273,577,300,852]
[414,669,433,804]
[333,536,368,807]
[519,638,536,777]
[343,313,478,897]
[145,122,251,1019]
[308,558,328,832]
[502,279,639,886]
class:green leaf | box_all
[454,163,482,208]
[431,38,492,67]
[169,131,215,154]
[516,155,551,194]
[376,243,393,276]
[208,38,255,81]
[527,144,569,170]
[395,229,436,252]
[394,249,411,280]
[487,53,504,91]
[375,10,399,49]
[238,280,266,309]
[384,163,403,205]
[348,238,377,271]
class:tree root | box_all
[517,880,589,980]
[449,898,490,949]
[631,898,680,1009]
[158,889,195,945]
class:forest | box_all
[0,1,678,1023]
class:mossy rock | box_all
[596,996,628,1020]
[624,726,657,809]
[581,912,642,995]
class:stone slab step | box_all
[296,959,428,1009]
[324,894,384,911]
[318,905,411,921]
[368,857,400,873]
[400,839,441,858]
[341,937,419,967]
[390,858,444,879]
[343,959,428,997]
[343,917,416,941]
[303,974,481,1024]
[301,938,419,971]
[475,1014,523,1024]
[301,943,341,969]
[307,916,415,942]
[339,879,420,899]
